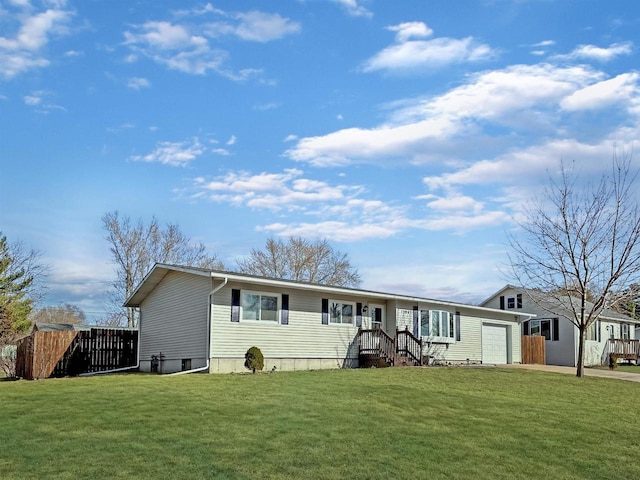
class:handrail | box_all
[358,328,397,366]
[396,327,423,366]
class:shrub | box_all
[244,346,264,373]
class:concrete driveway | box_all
[501,363,640,383]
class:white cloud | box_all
[226,135,237,145]
[123,8,299,78]
[130,137,205,167]
[22,89,65,113]
[123,21,228,76]
[330,0,373,18]
[287,64,603,166]
[418,193,485,214]
[361,22,496,73]
[531,40,555,47]
[560,73,639,111]
[421,138,614,191]
[253,102,280,111]
[192,169,347,211]
[387,22,433,42]
[127,76,151,90]
[554,42,633,62]
[229,11,301,42]
[24,94,41,106]
[0,1,73,79]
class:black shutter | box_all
[322,299,329,325]
[517,294,522,309]
[281,294,289,325]
[553,318,559,341]
[455,312,461,341]
[499,296,505,310]
[597,320,601,342]
[412,306,419,336]
[523,320,530,336]
[356,302,362,328]
[231,289,240,322]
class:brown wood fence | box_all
[521,335,545,364]
[16,328,138,380]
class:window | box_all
[517,294,522,309]
[525,318,559,341]
[181,359,192,371]
[587,321,601,342]
[621,323,631,340]
[329,300,355,325]
[241,291,279,322]
[420,309,454,340]
[507,297,515,309]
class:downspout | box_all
[168,276,228,376]
[80,310,141,376]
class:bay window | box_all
[420,309,455,341]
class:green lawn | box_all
[1,367,639,480]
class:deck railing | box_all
[606,338,640,357]
[359,328,396,365]
[601,338,640,365]
[396,327,423,366]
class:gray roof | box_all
[492,285,639,324]
[124,263,536,320]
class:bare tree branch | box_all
[508,155,640,377]
[102,211,225,327]
[237,237,361,288]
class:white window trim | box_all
[328,299,356,326]
[240,289,281,323]
[420,309,455,343]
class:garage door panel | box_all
[482,324,507,364]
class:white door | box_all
[482,324,508,364]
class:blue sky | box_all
[2,0,640,321]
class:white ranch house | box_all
[125,264,534,374]
[482,285,640,367]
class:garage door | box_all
[482,324,508,364]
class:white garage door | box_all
[482,324,508,364]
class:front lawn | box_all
[1,367,638,479]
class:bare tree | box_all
[102,211,225,327]
[237,237,361,287]
[29,304,86,326]
[509,157,640,377]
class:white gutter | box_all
[80,320,140,376]
[167,276,228,376]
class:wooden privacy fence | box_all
[521,335,545,364]
[16,328,138,380]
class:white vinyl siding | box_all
[139,271,210,362]
[210,282,362,362]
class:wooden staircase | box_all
[358,327,423,367]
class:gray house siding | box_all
[139,271,211,373]
[482,285,637,367]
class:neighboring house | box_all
[481,285,640,367]
[124,264,534,374]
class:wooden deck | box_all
[602,338,640,365]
